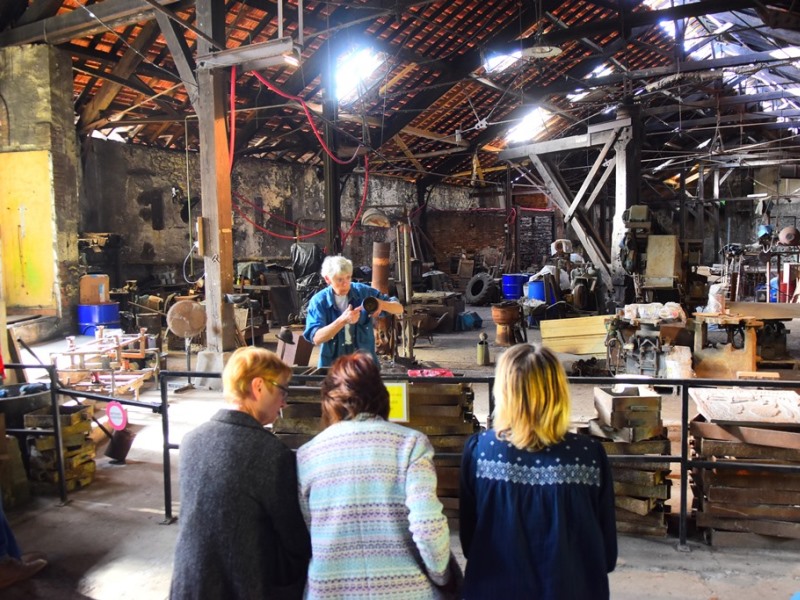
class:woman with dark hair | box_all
[296,352,452,599]
[459,343,617,599]
[170,347,311,600]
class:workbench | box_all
[692,313,763,379]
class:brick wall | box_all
[426,210,506,272]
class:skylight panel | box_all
[586,63,613,79]
[770,47,800,60]
[506,107,552,143]
[484,50,522,73]
[91,129,128,143]
[567,90,589,102]
[336,48,384,103]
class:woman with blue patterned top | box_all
[459,344,617,599]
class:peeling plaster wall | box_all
[84,139,476,280]
[83,140,201,283]
[0,44,81,332]
[232,157,323,259]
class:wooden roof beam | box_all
[0,0,187,47]
[80,21,161,129]
[15,0,63,27]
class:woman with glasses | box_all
[296,352,454,599]
[170,347,311,600]
[459,344,617,599]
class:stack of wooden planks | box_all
[272,380,479,530]
[691,416,800,548]
[540,315,609,357]
[587,386,671,536]
[25,404,96,492]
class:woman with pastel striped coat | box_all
[297,352,452,599]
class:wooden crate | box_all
[585,393,672,538]
[30,458,96,483]
[615,507,668,536]
[594,387,662,429]
[33,421,92,451]
[24,404,94,429]
[690,416,800,545]
[29,441,96,471]
[273,381,478,507]
[588,418,666,444]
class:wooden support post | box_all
[195,0,236,356]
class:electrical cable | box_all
[251,70,362,165]
[183,245,204,285]
[233,192,325,233]
[232,204,325,240]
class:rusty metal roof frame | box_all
[2,0,800,192]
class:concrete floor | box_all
[4,305,800,599]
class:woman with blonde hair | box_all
[297,351,453,599]
[459,343,617,599]
[171,347,311,600]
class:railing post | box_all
[678,383,690,551]
[160,371,176,524]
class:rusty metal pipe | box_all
[371,242,390,295]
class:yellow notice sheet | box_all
[386,382,409,423]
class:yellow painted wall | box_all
[0,150,58,310]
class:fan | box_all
[166,300,206,392]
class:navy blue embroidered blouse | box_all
[460,430,617,599]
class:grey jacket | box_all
[170,409,311,599]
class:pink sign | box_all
[106,401,128,431]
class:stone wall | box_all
[82,139,475,280]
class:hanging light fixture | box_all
[481,0,561,72]
[520,44,562,59]
[523,0,562,59]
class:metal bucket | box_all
[0,383,51,428]
[105,428,136,464]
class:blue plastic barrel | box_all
[77,303,120,336]
[528,280,557,303]
[501,274,528,299]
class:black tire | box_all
[465,273,496,306]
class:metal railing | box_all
[161,371,800,547]
[4,362,164,508]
